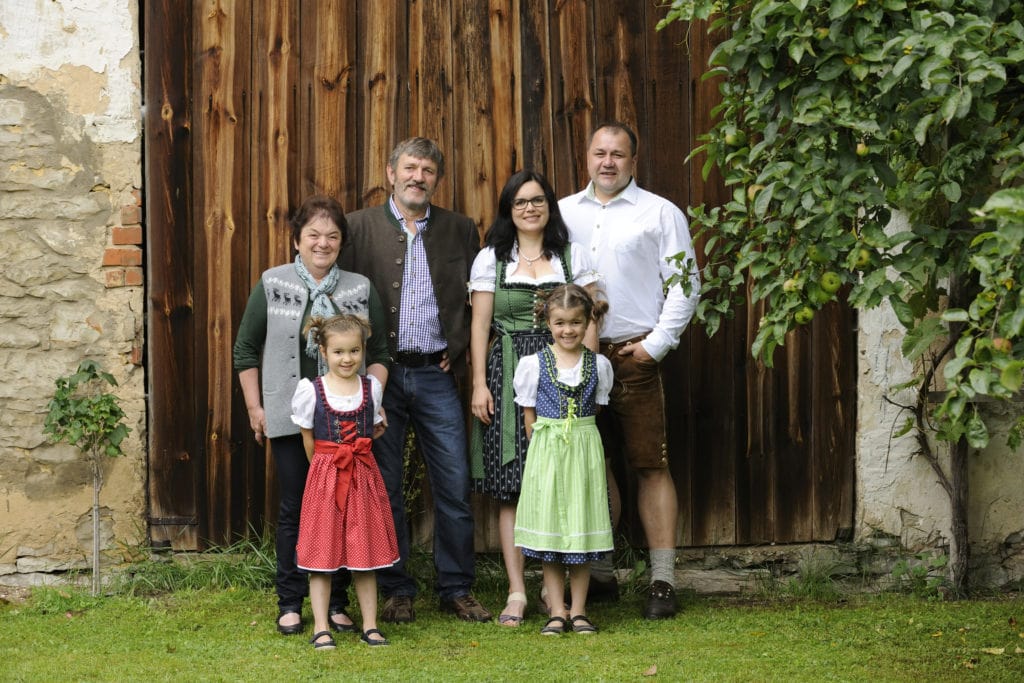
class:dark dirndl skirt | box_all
[471,329,550,502]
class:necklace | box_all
[518,247,543,264]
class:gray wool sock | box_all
[649,548,676,585]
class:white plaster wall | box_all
[0,0,138,144]
[856,212,1024,580]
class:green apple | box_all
[807,244,829,264]
[855,247,872,269]
[820,271,842,294]
[794,306,815,325]
[723,127,746,147]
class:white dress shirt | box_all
[559,178,700,362]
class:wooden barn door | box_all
[143,0,855,551]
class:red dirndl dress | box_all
[295,376,399,572]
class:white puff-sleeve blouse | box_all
[290,374,384,429]
[512,353,613,408]
[468,242,601,293]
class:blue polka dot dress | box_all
[513,346,614,564]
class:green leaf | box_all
[890,296,915,328]
[1000,362,1024,392]
[817,57,847,81]
[893,417,915,438]
[828,0,856,20]
[941,309,969,322]
[902,316,946,360]
[941,182,961,203]
[914,113,934,145]
[965,411,989,449]
[753,182,775,218]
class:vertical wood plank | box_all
[488,0,518,186]
[194,0,251,545]
[408,0,455,209]
[517,0,554,175]
[550,0,594,197]
[356,2,407,207]
[144,0,199,550]
[308,0,356,204]
[740,296,775,543]
[811,299,857,540]
[451,0,496,232]
[592,1,644,131]
[773,327,814,542]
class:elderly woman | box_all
[233,195,389,636]
[468,170,600,627]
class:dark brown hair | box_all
[484,169,569,262]
[289,195,349,248]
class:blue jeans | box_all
[270,434,351,613]
[374,363,476,601]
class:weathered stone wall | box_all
[856,213,1024,589]
[0,1,145,585]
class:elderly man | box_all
[340,137,491,623]
[559,121,700,620]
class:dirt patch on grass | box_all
[0,585,32,604]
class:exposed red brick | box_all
[112,226,143,245]
[103,247,142,267]
[105,269,126,288]
[124,267,144,286]
[120,203,142,225]
[131,188,142,206]
[130,343,144,366]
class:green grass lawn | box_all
[2,583,1021,682]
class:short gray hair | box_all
[387,137,446,178]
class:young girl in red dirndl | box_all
[291,314,398,649]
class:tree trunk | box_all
[949,437,970,596]
[92,452,101,597]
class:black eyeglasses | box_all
[512,196,547,210]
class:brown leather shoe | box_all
[642,580,677,620]
[440,593,492,622]
[380,595,415,624]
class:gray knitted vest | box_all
[260,263,371,438]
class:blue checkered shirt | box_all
[389,196,447,354]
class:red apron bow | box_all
[317,437,375,514]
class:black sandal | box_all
[570,614,598,634]
[329,608,357,633]
[310,630,336,650]
[360,628,390,646]
[540,616,567,636]
[276,610,303,635]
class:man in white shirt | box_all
[559,122,700,619]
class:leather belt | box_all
[392,349,446,368]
